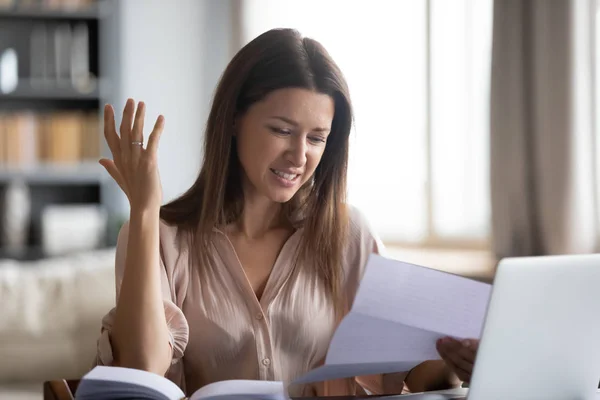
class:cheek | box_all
[237,133,280,175]
[305,147,326,173]
[236,136,262,180]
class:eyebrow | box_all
[269,116,330,132]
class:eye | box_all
[269,126,292,135]
[308,136,327,144]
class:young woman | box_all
[95,28,479,397]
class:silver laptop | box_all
[464,253,600,400]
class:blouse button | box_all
[262,357,271,367]
[256,313,263,320]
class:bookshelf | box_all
[0,0,116,261]
[0,161,105,184]
[0,2,103,19]
[0,80,100,100]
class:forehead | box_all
[251,88,335,126]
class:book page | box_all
[78,366,184,400]
[189,379,286,400]
[293,361,421,385]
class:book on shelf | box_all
[29,20,97,93]
[0,111,100,168]
[76,254,491,400]
[0,0,96,11]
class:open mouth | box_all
[270,168,300,183]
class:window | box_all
[241,0,493,247]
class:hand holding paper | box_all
[436,336,479,382]
[294,254,492,384]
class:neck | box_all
[235,195,288,239]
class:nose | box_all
[285,135,307,167]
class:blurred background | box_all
[0,0,597,398]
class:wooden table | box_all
[43,379,388,400]
[43,380,79,400]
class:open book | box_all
[75,366,286,400]
[75,366,469,400]
[76,254,491,399]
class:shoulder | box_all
[346,204,384,255]
[341,205,383,304]
[347,205,371,236]
[343,205,384,273]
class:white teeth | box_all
[273,169,297,181]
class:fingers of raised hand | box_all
[130,101,146,159]
[98,158,129,200]
[119,98,136,160]
[102,100,164,203]
[146,114,165,156]
[103,104,121,163]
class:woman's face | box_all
[236,88,334,204]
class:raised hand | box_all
[99,99,165,214]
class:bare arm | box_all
[110,211,172,375]
[404,360,462,393]
[99,99,171,375]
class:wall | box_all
[100,0,236,218]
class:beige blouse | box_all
[95,206,410,397]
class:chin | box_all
[261,175,310,203]
[269,191,297,204]
[264,185,301,203]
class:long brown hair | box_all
[160,28,353,303]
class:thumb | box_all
[99,159,128,197]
